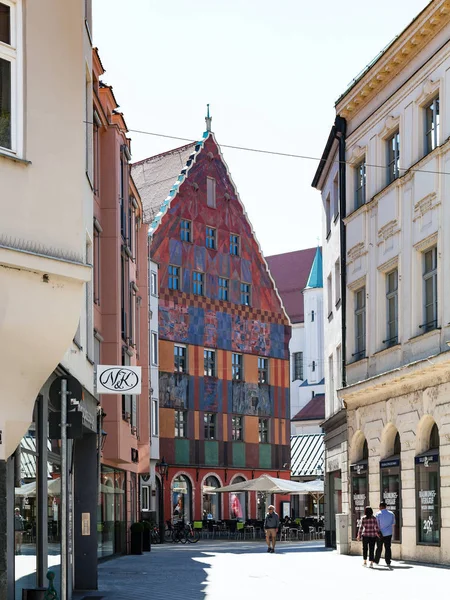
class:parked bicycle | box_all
[168,520,200,544]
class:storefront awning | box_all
[291,433,324,477]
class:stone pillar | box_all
[0,458,15,600]
[73,434,98,591]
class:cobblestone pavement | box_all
[75,539,450,600]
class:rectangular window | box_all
[206,226,216,249]
[0,0,19,153]
[218,277,229,301]
[231,416,243,441]
[151,271,157,296]
[335,259,341,305]
[354,287,366,360]
[385,269,398,347]
[333,173,339,220]
[240,282,251,306]
[204,413,216,440]
[151,331,158,366]
[129,285,136,346]
[425,96,439,155]
[329,354,334,401]
[387,131,400,184]
[422,247,437,332]
[204,349,216,377]
[151,398,159,436]
[327,274,332,318]
[168,265,180,290]
[174,345,187,373]
[232,353,243,381]
[258,357,269,384]
[230,234,240,256]
[355,160,366,208]
[259,418,269,443]
[336,345,342,388]
[141,486,150,511]
[311,310,315,322]
[415,454,440,545]
[207,177,216,208]
[325,194,331,235]
[175,410,187,438]
[293,352,303,381]
[193,271,204,295]
[180,219,191,242]
[85,241,94,361]
[93,220,101,305]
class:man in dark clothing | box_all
[14,508,24,555]
[264,505,280,553]
[374,501,395,569]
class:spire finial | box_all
[205,104,212,132]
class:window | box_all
[193,271,204,295]
[93,220,101,305]
[425,97,439,154]
[85,242,94,361]
[151,399,159,436]
[129,284,136,346]
[232,416,243,441]
[204,349,216,377]
[385,269,398,347]
[206,226,216,249]
[335,260,341,305]
[336,345,342,388]
[329,355,334,400]
[327,274,332,318]
[240,282,251,306]
[230,234,240,256]
[293,352,303,381]
[204,413,216,439]
[168,265,180,290]
[387,131,400,184]
[0,1,21,153]
[207,177,216,208]
[151,331,158,366]
[312,360,316,372]
[333,173,339,219]
[415,423,440,545]
[141,486,150,512]
[218,277,229,301]
[354,287,366,360]
[232,353,243,381]
[355,160,366,208]
[422,247,437,332]
[180,219,191,242]
[325,194,331,235]
[311,310,315,322]
[174,345,187,373]
[151,271,157,296]
[258,357,269,384]
[380,433,401,543]
[259,418,269,443]
[175,410,187,438]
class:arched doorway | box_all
[230,476,248,521]
[416,421,440,545]
[172,474,192,523]
[202,475,221,520]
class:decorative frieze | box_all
[413,192,440,221]
[377,220,400,246]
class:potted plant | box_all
[130,522,144,555]
[141,520,152,552]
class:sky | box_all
[93,0,430,257]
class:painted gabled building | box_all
[132,120,291,524]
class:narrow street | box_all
[75,540,449,600]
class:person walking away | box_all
[14,508,24,555]
[356,506,380,568]
[264,505,280,553]
[374,501,395,569]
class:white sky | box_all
[93,0,429,256]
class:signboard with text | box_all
[96,365,142,395]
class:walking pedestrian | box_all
[356,506,380,568]
[14,508,24,555]
[264,505,280,553]
[374,501,395,569]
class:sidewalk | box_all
[75,540,450,600]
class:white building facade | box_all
[335,0,450,564]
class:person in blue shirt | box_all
[374,501,395,568]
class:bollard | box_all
[44,571,59,600]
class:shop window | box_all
[415,423,440,545]
[230,477,247,520]
[203,475,221,520]
[172,475,192,523]
[351,439,368,540]
[380,432,401,542]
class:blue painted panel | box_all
[188,306,204,347]
[241,259,252,284]
[169,239,182,266]
[199,377,222,412]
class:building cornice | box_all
[336,1,450,120]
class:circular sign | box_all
[98,367,139,392]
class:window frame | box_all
[175,409,187,438]
[384,269,398,347]
[325,193,331,236]
[93,219,102,305]
[258,418,269,443]
[355,159,366,209]
[334,259,341,306]
[151,331,158,366]
[151,398,159,436]
[232,353,243,381]
[218,277,229,301]
[354,287,366,361]
[204,349,216,377]
[205,226,216,250]
[168,264,180,291]
[421,247,438,333]
[231,416,243,441]
[0,0,23,156]
[240,282,251,306]
[258,357,269,384]
[425,96,439,155]
[193,270,205,296]
[151,270,158,297]
[174,344,187,373]
[230,233,240,256]
[180,219,192,243]
[387,130,400,184]
[204,412,216,440]
[293,352,303,381]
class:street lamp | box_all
[156,457,169,543]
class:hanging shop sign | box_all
[96,365,142,395]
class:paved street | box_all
[74,540,450,600]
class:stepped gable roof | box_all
[292,394,325,421]
[131,141,197,224]
[304,246,323,290]
[265,247,317,324]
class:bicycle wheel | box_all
[180,530,188,544]
[165,528,174,542]
[187,529,200,543]
[172,530,181,543]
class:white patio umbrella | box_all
[214,474,313,494]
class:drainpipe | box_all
[335,115,347,388]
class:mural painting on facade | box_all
[232,382,272,416]
[159,305,189,342]
[200,377,221,412]
[159,373,189,408]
